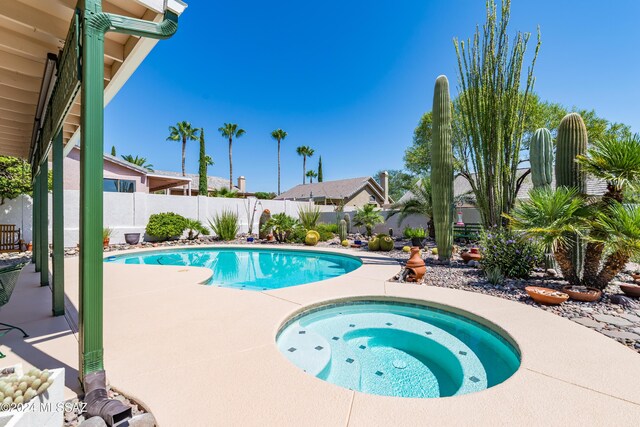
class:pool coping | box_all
[4,244,640,425]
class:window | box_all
[369,195,376,203]
[104,178,136,193]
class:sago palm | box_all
[506,187,588,285]
[586,203,640,289]
[576,133,640,282]
[219,123,246,189]
[353,204,384,237]
[271,129,287,195]
[296,146,314,184]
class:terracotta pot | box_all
[562,286,602,302]
[470,247,479,254]
[620,283,640,298]
[460,251,482,263]
[631,273,640,283]
[103,237,110,248]
[525,286,569,305]
[406,247,426,282]
[26,242,33,251]
[350,244,362,248]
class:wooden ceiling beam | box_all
[0,49,45,78]
[0,68,41,93]
[0,83,39,104]
[0,1,69,41]
[0,97,35,116]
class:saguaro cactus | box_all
[338,219,348,242]
[555,113,588,277]
[530,128,553,189]
[431,75,454,260]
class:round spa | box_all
[105,247,362,290]
[276,300,520,398]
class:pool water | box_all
[277,301,520,398]
[105,248,362,290]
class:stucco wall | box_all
[346,187,382,207]
[63,148,148,192]
[0,192,310,246]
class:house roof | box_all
[275,176,386,202]
[453,168,608,201]
[152,170,238,191]
[398,169,609,206]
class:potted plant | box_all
[405,227,426,248]
[124,232,141,245]
[103,227,112,248]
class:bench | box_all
[0,225,23,252]
[453,223,483,242]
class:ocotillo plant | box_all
[431,75,454,260]
[530,128,553,189]
[555,112,588,277]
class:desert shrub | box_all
[479,228,542,280]
[146,212,187,240]
[315,223,336,241]
[185,219,210,240]
[262,213,299,242]
[254,191,276,200]
[403,227,426,239]
[208,210,239,241]
[298,205,321,230]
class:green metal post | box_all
[52,131,65,316]
[79,0,106,378]
[39,159,49,286]
[33,172,40,271]
[77,0,179,380]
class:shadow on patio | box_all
[0,263,81,399]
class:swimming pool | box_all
[277,300,520,398]
[105,247,362,290]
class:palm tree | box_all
[271,129,288,195]
[121,154,154,171]
[353,204,384,237]
[506,187,588,286]
[387,177,434,238]
[296,146,314,184]
[167,121,199,194]
[218,123,246,189]
[306,170,318,183]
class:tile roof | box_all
[275,176,384,201]
[152,170,238,191]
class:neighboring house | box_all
[152,170,243,196]
[396,168,609,224]
[276,172,392,208]
[63,146,240,195]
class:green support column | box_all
[79,0,106,378]
[39,159,49,286]
[52,131,65,316]
[77,0,178,380]
[33,172,40,271]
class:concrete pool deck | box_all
[1,244,640,426]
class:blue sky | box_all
[105,0,640,193]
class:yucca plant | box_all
[208,211,239,241]
[298,204,321,230]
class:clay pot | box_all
[620,283,640,298]
[103,237,110,248]
[470,247,480,254]
[460,251,482,264]
[631,273,640,283]
[26,242,33,251]
[406,247,426,282]
[525,286,569,305]
[562,286,602,302]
